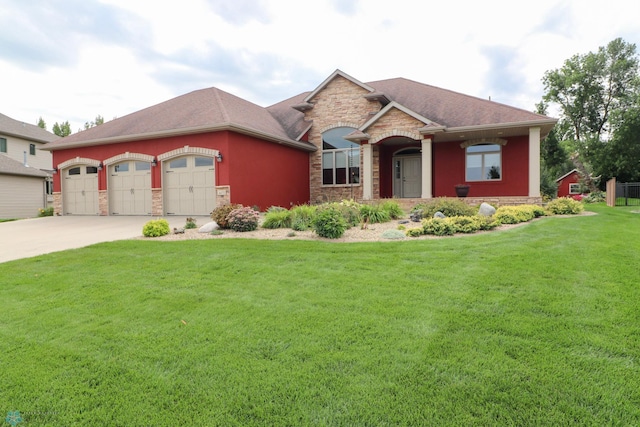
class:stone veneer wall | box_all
[53,192,62,215]
[99,190,108,216]
[152,189,163,216]
[305,76,381,204]
[215,185,231,207]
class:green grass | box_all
[1,204,639,425]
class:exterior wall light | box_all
[216,153,223,162]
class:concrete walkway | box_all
[0,216,208,263]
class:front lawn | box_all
[0,204,638,425]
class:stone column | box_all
[362,142,373,200]
[421,137,433,199]
[529,127,541,198]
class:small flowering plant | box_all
[227,206,260,232]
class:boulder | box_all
[198,221,219,233]
[433,211,446,219]
[409,209,423,222]
[478,202,496,217]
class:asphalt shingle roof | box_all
[0,113,57,143]
[44,72,555,151]
[0,154,50,178]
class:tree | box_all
[84,114,104,130]
[36,117,47,130]
[536,101,572,198]
[592,104,640,183]
[52,121,72,137]
[542,38,640,189]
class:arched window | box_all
[322,127,360,185]
[466,143,501,181]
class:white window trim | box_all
[465,143,502,182]
[569,183,581,194]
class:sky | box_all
[1,0,639,134]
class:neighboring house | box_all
[0,113,56,218]
[556,169,582,198]
[44,69,557,216]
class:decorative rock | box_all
[479,202,496,217]
[434,211,446,219]
[409,209,423,222]
[398,220,410,225]
[173,227,185,234]
[198,221,219,233]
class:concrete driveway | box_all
[0,216,207,263]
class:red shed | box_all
[556,169,582,198]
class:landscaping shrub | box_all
[405,227,423,237]
[227,206,260,232]
[449,215,482,233]
[546,197,584,215]
[185,217,197,229]
[312,206,348,238]
[262,210,292,229]
[210,204,242,229]
[142,219,170,237]
[381,229,406,240]
[380,200,404,219]
[267,206,287,213]
[583,191,606,204]
[336,200,362,226]
[412,198,476,219]
[477,215,501,231]
[290,205,316,231]
[494,206,535,224]
[422,217,457,236]
[38,207,54,217]
[360,204,391,224]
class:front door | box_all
[393,156,421,198]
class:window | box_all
[114,163,129,172]
[135,161,151,171]
[569,183,581,194]
[466,143,501,181]
[68,167,81,176]
[169,158,187,168]
[0,138,6,153]
[29,143,36,155]
[86,166,98,174]
[322,127,360,185]
[195,156,214,167]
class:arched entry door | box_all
[393,149,422,198]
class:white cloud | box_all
[1,0,639,132]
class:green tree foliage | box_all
[84,114,104,130]
[52,121,72,137]
[543,38,639,144]
[542,38,640,189]
[36,117,46,130]
[591,103,640,183]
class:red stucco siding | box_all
[433,136,529,197]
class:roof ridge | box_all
[211,87,230,123]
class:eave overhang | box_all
[42,124,317,153]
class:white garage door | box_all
[0,175,46,219]
[63,165,99,215]
[164,156,216,215]
[109,161,152,215]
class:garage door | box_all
[164,156,216,215]
[63,165,99,215]
[109,161,152,215]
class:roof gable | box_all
[556,169,580,182]
[360,101,441,132]
[304,69,375,104]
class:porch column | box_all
[529,127,541,197]
[362,142,373,200]
[421,137,433,199]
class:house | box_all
[556,169,582,198]
[0,113,56,218]
[44,70,557,216]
